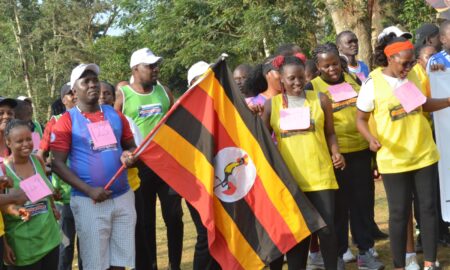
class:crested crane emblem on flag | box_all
[214,147,256,202]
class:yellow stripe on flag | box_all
[198,72,311,241]
[153,125,215,196]
[213,197,265,269]
[154,124,264,268]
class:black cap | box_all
[0,97,17,108]
[60,83,72,100]
[415,23,440,46]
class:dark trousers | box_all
[8,246,59,270]
[334,149,374,255]
[187,203,221,270]
[134,187,152,270]
[57,204,82,270]
[138,165,184,270]
[270,190,338,270]
[383,164,438,268]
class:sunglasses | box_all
[392,58,416,69]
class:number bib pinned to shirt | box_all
[87,120,118,150]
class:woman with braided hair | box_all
[305,42,384,270]
[356,34,450,270]
[262,55,344,270]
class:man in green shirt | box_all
[115,48,183,270]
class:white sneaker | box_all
[343,248,356,263]
[405,254,420,270]
[368,247,379,258]
[306,252,325,270]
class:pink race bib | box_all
[87,121,118,150]
[328,83,358,102]
[32,132,41,151]
[19,173,53,203]
[393,81,427,113]
[279,107,310,131]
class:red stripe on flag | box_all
[139,143,213,222]
[181,86,235,150]
[245,176,299,253]
[139,142,244,269]
[183,85,300,253]
[209,228,245,270]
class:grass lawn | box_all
[72,180,450,269]
[153,180,450,270]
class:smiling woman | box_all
[355,32,450,270]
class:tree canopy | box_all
[0,0,438,121]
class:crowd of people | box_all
[0,19,448,270]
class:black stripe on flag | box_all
[164,102,282,263]
[212,60,326,233]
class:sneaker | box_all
[343,248,356,263]
[357,252,384,270]
[405,254,420,270]
[338,257,346,270]
[368,247,379,258]
[306,252,325,270]
[424,263,441,270]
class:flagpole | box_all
[104,56,226,190]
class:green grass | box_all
[73,180,450,269]
[154,180,450,270]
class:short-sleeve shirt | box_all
[348,60,370,81]
[357,74,408,112]
[427,50,450,72]
[50,109,133,152]
[39,117,57,151]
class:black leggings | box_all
[334,149,374,255]
[8,246,59,270]
[270,190,338,270]
[383,164,438,268]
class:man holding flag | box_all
[51,63,137,270]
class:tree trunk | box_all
[371,0,384,51]
[325,0,375,66]
[11,2,37,117]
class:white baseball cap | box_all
[187,61,210,86]
[17,96,32,102]
[130,48,162,68]
[70,63,100,89]
[377,26,412,41]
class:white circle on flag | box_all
[213,147,256,203]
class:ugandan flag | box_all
[135,57,325,269]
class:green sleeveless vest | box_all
[4,155,61,266]
[121,84,170,137]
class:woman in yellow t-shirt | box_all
[306,43,383,269]
[262,55,345,270]
[356,35,450,270]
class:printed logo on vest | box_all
[138,103,163,118]
[25,201,48,217]
[389,104,420,121]
[280,119,316,138]
[332,97,357,112]
[89,140,118,152]
[214,147,256,203]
